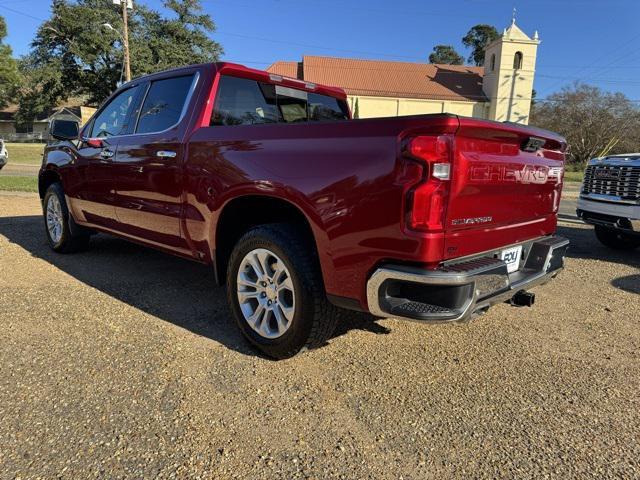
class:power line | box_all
[538,30,640,96]
[0,3,46,21]
[216,31,428,62]
[537,73,640,86]
[202,0,482,20]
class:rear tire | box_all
[43,182,90,253]
[594,225,640,250]
[226,223,340,359]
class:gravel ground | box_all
[1,193,639,479]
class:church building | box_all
[267,20,539,124]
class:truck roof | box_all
[120,62,348,101]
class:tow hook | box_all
[510,290,536,307]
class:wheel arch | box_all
[213,194,324,286]
[38,167,61,200]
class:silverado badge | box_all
[451,216,493,226]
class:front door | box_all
[73,84,143,228]
[112,74,198,253]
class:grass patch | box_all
[3,143,45,165]
[0,176,38,192]
[564,170,584,183]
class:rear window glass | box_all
[211,75,349,126]
[308,93,349,121]
[136,75,194,134]
[276,86,307,123]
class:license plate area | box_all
[500,246,523,273]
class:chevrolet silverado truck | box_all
[40,62,569,358]
[577,154,640,249]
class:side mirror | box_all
[49,119,79,141]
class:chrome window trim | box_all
[133,72,200,137]
[84,72,200,142]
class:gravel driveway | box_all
[1,193,638,479]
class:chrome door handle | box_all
[156,150,177,158]
[100,149,114,159]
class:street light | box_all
[101,23,123,40]
[101,23,130,84]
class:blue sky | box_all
[2,0,640,100]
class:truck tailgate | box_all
[444,119,566,260]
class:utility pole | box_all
[121,0,131,82]
[112,0,132,82]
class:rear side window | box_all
[211,76,279,126]
[211,75,348,126]
[136,75,194,134]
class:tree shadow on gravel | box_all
[557,223,640,268]
[0,215,387,358]
[611,274,640,295]
[557,223,640,295]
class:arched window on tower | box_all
[490,54,496,71]
[513,51,523,70]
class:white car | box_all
[0,139,7,170]
[577,154,640,249]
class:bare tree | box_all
[531,83,640,166]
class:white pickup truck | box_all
[577,154,640,249]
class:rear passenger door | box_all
[112,73,198,252]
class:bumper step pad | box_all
[390,301,454,318]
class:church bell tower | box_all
[482,18,540,124]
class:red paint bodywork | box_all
[40,62,567,311]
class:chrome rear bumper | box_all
[366,235,569,323]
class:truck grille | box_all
[582,164,640,201]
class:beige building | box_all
[268,20,539,124]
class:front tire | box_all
[226,224,339,359]
[594,225,640,250]
[43,182,90,253]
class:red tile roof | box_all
[267,56,486,103]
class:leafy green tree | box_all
[462,24,499,66]
[18,0,222,122]
[428,45,464,65]
[0,16,21,110]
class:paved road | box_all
[1,193,638,479]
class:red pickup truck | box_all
[41,62,569,358]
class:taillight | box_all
[403,135,452,231]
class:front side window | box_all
[91,85,141,138]
[136,75,195,134]
[211,75,349,126]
